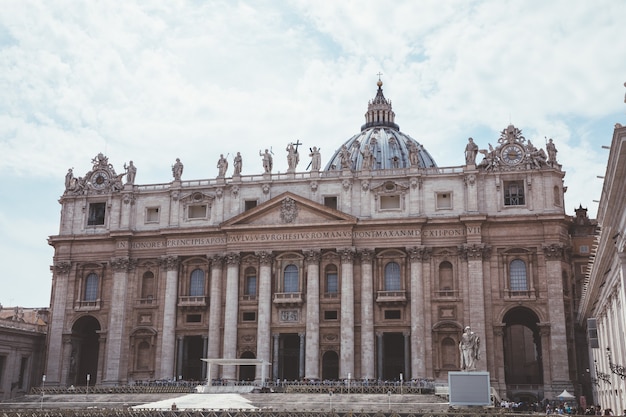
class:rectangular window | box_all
[324,196,338,210]
[380,195,401,210]
[242,311,256,322]
[436,192,452,209]
[87,202,106,225]
[244,200,258,211]
[186,314,201,323]
[146,207,159,223]
[384,310,402,320]
[504,181,525,206]
[324,310,338,320]
[188,205,207,219]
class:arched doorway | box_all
[503,307,543,388]
[70,316,101,386]
[322,350,339,380]
[239,351,256,381]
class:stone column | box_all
[159,255,179,380]
[202,336,208,380]
[539,324,553,385]
[46,262,72,385]
[222,252,240,380]
[272,333,279,380]
[493,325,507,393]
[207,256,223,362]
[376,332,384,379]
[359,249,375,380]
[407,246,430,378]
[176,336,184,380]
[403,332,410,379]
[460,244,490,371]
[542,244,570,384]
[339,248,355,379]
[256,251,273,382]
[304,250,321,379]
[299,332,305,379]
[104,257,134,384]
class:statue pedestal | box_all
[448,371,491,406]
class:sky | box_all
[1,0,625,308]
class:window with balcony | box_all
[384,262,401,291]
[189,269,204,296]
[325,265,338,298]
[438,261,455,297]
[244,267,257,300]
[284,264,299,293]
[84,273,99,301]
[140,271,155,301]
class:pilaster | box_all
[338,248,355,379]
[207,255,223,361]
[304,250,321,380]
[46,261,72,385]
[222,252,240,380]
[407,246,431,377]
[256,251,273,381]
[359,248,375,380]
[159,255,179,380]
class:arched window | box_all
[136,341,150,370]
[84,273,99,301]
[509,259,528,291]
[384,262,401,291]
[439,261,453,295]
[325,265,338,295]
[189,269,205,296]
[141,271,155,299]
[441,337,458,369]
[244,267,257,296]
[284,264,299,293]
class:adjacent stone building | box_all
[46,80,577,401]
[0,306,48,400]
[578,123,626,413]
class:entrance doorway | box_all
[182,336,204,381]
[278,334,300,381]
[382,332,405,380]
[503,307,543,385]
[239,351,256,381]
[322,350,339,380]
[70,316,101,386]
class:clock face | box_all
[501,144,524,165]
[91,171,109,188]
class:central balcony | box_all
[273,292,303,306]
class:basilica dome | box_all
[324,80,437,171]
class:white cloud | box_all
[0,0,625,306]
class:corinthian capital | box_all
[225,252,241,266]
[160,255,179,271]
[256,251,274,265]
[54,261,72,274]
[406,246,432,261]
[542,243,568,261]
[303,250,321,265]
[459,244,491,260]
[358,248,375,263]
[111,256,136,272]
[337,247,355,263]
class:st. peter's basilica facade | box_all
[46,80,578,401]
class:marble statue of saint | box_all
[361,146,374,170]
[459,326,480,371]
[408,141,419,166]
[65,168,75,190]
[233,152,242,175]
[217,154,228,177]
[340,145,352,169]
[286,143,299,172]
[309,147,321,171]
[172,158,184,180]
[546,139,557,164]
[260,149,273,173]
[124,161,137,184]
[465,137,479,165]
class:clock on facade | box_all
[91,170,109,188]
[501,144,524,165]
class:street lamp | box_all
[606,348,626,380]
[40,375,46,410]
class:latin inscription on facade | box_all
[117,227,477,250]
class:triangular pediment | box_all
[221,192,357,229]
